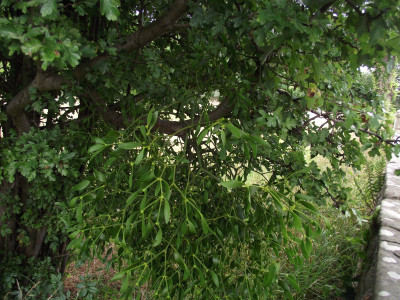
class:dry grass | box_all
[64,246,121,299]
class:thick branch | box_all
[87,89,232,137]
[118,0,187,52]
[154,98,233,136]
[73,0,188,81]
[6,72,64,118]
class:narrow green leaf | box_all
[221,130,226,146]
[121,276,129,293]
[163,181,171,200]
[94,170,106,183]
[201,217,209,234]
[210,270,219,287]
[73,180,90,191]
[153,229,162,247]
[140,194,147,211]
[129,172,133,188]
[88,144,107,154]
[68,197,79,207]
[135,149,145,165]
[220,180,244,189]
[68,231,79,239]
[305,237,312,255]
[111,272,125,281]
[188,220,196,233]
[183,268,190,281]
[147,108,155,126]
[297,199,319,214]
[139,125,146,138]
[226,123,243,138]
[66,235,82,250]
[174,251,183,264]
[127,191,139,206]
[164,200,171,223]
[291,212,302,231]
[300,240,308,258]
[118,142,140,150]
[76,201,83,223]
[287,274,301,292]
[197,127,211,145]
[93,137,106,144]
[104,157,117,168]
[125,214,134,231]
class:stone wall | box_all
[357,156,400,299]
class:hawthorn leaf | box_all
[40,0,57,17]
[100,0,120,21]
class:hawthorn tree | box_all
[0,0,399,297]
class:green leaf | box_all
[183,268,190,281]
[73,180,90,191]
[147,108,155,126]
[147,109,158,130]
[118,142,140,150]
[164,200,170,223]
[221,129,226,146]
[174,251,184,264]
[68,231,79,239]
[40,0,57,17]
[127,191,139,206]
[220,180,244,189]
[94,170,106,183]
[129,172,133,188]
[140,194,147,211]
[69,197,79,207]
[163,181,171,200]
[300,238,312,259]
[135,149,145,165]
[210,270,219,287]
[201,217,209,234]
[197,126,211,145]
[76,201,83,223]
[188,220,196,234]
[66,235,83,250]
[153,229,162,247]
[21,39,42,56]
[226,123,243,138]
[291,212,302,231]
[287,274,301,292]
[88,144,107,154]
[297,199,319,214]
[93,137,106,144]
[111,272,125,281]
[100,0,120,21]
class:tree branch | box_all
[154,98,233,136]
[359,128,400,146]
[73,0,188,81]
[6,0,188,133]
[344,0,363,15]
[86,89,233,137]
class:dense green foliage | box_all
[0,0,399,298]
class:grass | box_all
[242,152,385,299]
